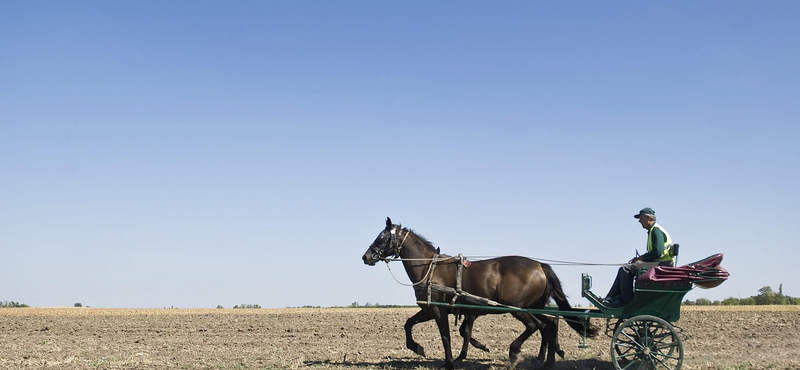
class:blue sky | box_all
[2,2,798,308]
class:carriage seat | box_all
[637,253,729,290]
[668,243,679,266]
[635,243,679,277]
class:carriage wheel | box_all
[611,319,677,359]
[610,315,683,370]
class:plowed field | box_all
[1,306,797,369]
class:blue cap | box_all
[634,207,655,219]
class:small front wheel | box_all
[610,315,683,370]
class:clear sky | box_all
[2,2,798,309]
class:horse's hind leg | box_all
[508,312,542,366]
[535,315,563,361]
[536,327,547,361]
[536,315,563,366]
[534,314,547,361]
[549,316,564,359]
[404,310,434,357]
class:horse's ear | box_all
[436,247,440,254]
[385,217,392,229]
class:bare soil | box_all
[0,306,797,370]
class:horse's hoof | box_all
[471,340,490,353]
[415,345,426,357]
[556,349,565,359]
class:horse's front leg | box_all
[433,311,455,370]
[460,315,489,355]
[405,310,434,357]
[455,315,475,362]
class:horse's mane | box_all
[405,227,450,257]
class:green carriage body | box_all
[581,272,693,322]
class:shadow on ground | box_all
[307,356,613,370]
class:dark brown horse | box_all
[362,218,597,369]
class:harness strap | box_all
[426,255,439,304]
[451,254,466,306]
[393,227,411,257]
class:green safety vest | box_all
[647,223,673,263]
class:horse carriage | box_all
[363,218,729,370]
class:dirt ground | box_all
[0,306,797,370]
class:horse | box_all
[362,218,597,369]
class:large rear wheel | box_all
[610,315,683,370]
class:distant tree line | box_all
[233,304,261,309]
[1,301,30,308]
[684,285,800,305]
[9,285,796,309]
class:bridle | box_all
[369,225,411,262]
[369,226,441,288]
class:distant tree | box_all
[695,298,713,306]
[74,303,83,307]
[721,297,740,305]
[755,286,776,305]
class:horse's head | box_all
[362,217,404,266]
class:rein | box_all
[378,227,621,291]
[386,256,624,267]
[383,254,468,287]
[383,258,438,287]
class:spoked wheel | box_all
[610,315,683,370]
[610,319,677,359]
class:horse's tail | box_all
[542,263,599,338]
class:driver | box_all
[603,207,675,308]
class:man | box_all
[603,207,674,308]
